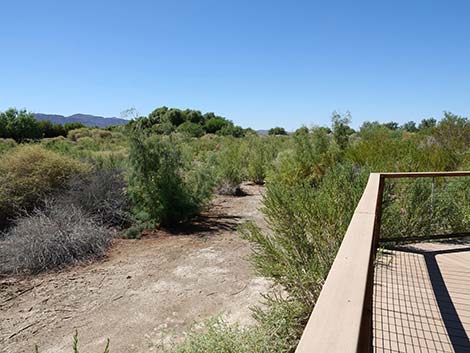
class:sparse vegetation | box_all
[1,105,469,352]
[34,331,110,353]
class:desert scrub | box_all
[173,300,304,353]
[67,127,93,141]
[243,164,368,308]
[0,202,112,275]
[380,176,470,239]
[232,163,368,353]
[127,134,213,226]
[0,137,17,153]
[246,136,282,184]
[214,137,247,195]
[0,145,89,228]
[60,168,132,228]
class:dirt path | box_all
[0,183,270,353]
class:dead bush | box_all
[0,203,112,275]
[61,168,132,228]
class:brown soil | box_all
[0,183,271,353]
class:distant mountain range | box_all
[34,113,129,128]
[256,129,270,136]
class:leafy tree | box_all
[402,121,418,132]
[294,126,309,135]
[244,127,257,136]
[183,109,205,124]
[217,124,245,137]
[268,127,287,135]
[63,122,86,131]
[148,106,169,125]
[418,117,437,130]
[37,120,67,138]
[177,121,204,137]
[0,108,41,142]
[204,117,231,134]
[331,111,353,150]
[162,109,185,127]
[383,121,399,130]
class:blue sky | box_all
[1,0,469,130]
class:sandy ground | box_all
[0,183,271,353]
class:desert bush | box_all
[173,293,306,353]
[60,168,132,228]
[269,129,338,187]
[91,129,113,139]
[0,203,112,275]
[246,137,282,184]
[231,163,368,352]
[0,145,89,228]
[0,137,17,153]
[380,177,470,239]
[127,134,213,226]
[67,127,92,141]
[172,318,264,353]
[177,121,205,137]
[242,164,368,309]
[214,138,246,195]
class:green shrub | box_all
[172,288,307,353]
[214,138,246,195]
[177,121,205,137]
[0,145,89,227]
[0,108,42,142]
[0,138,17,153]
[127,134,213,226]
[268,127,287,136]
[246,137,281,184]
[91,129,113,139]
[67,127,92,141]
[242,164,368,309]
[204,117,231,134]
[380,177,470,239]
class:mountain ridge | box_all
[34,113,128,128]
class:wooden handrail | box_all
[294,171,470,353]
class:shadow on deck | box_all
[373,240,470,353]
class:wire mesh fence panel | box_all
[380,176,470,242]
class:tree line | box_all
[128,106,248,137]
[0,108,85,142]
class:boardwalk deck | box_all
[373,240,470,353]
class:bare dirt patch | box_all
[0,183,270,353]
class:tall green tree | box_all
[331,111,353,150]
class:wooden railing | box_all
[294,171,470,353]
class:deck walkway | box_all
[373,240,470,353]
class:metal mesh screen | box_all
[373,241,470,353]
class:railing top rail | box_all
[380,171,470,178]
[294,171,470,353]
[295,173,382,353]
